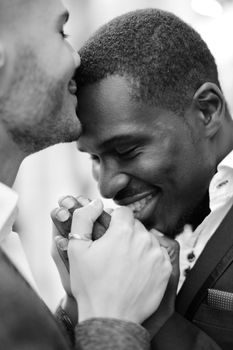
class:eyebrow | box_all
[78,132,147,153]
[78,134,141,153]
[101,133,146,149]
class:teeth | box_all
[127,194,153,213]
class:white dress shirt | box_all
[177,150,233,290]
[0,182,38,292]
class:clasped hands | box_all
[51,195,179,337]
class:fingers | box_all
[75,196,111,235]
[150,228,180,293]
[70,198,103,240]
[67,204,173,325]
[105,208,113,215]
[51,207,71,238]
[55,236,69,251]
[160,246,171,262]
[108,206,134,237]
[52,195,111,241]
[51,230,69,272]
[148,229,172,276]
[76,196,111,234]
[59,195,83,213]
[76,196,90,207]
[51,196,87,239]
[133,219,162,249]
[150,228,180,264]
[68,199,104,263]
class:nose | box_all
[94,160,130,199]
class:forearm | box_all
[55,302,150,350]
[75,318,150,350]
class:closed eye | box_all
[116,146,140,159]
[90,154,100,162]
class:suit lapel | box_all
[176,204,233,319]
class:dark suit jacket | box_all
[0,248,150,350]
[152,204,233,350]
[0,247,70,349]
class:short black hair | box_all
[75,8,221,114]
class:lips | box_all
[127,193,153,213]
[115,190,160,224]
[68,79,77,95]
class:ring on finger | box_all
[68,232,90,241]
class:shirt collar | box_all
[209,149,233,212]
[218,149,233,170]
[0,182,18,243]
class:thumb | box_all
[70,198,104,240]
[68,199,104,258]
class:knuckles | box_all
[117,221,134,237]
[72,207,91,223]
[111,206,134,223]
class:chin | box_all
[143,216,185,239]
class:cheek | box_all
[139,137,181,182]
[41,42,75,80]
[131,152,175,185]
[168,153,210,203]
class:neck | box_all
[189,191,211,231]
[189,119,233,231]
[216,118,233,165]
[0,128,26,188]
[0,153,24,187]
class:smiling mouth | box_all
[127,194,153,214]
[115,191,160,222]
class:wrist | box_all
[61,294,78,326]
[78,300,140,324]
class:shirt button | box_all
[216,180,229,189]
[187,251,195,262]
[184,266,191,277]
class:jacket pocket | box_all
[193,302,233,350]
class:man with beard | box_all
[0,1,173,349]
[75,8,233,350]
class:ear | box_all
[193,82,226,138]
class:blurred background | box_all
[13,0,233,310]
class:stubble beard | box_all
[0,46,81,155]
[163,191,210,239]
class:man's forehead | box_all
[78,76,132,115]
